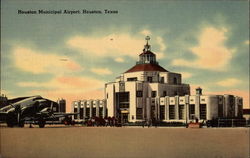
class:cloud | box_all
[0,90,15,98]
[114,57,125,63]
[140,29,152,36]
[179,72,193,79]
[13,47,83,74]
[91,68,113,75]
[216,78,242,87]
[172,26,234,71]
[17,82,44,88]
[0,90,10,95]
[67,33,144,58]
[244,40,249,45]
[155,52,165,59]
[66,30,167,60]
[156,36,166,51]
[18,76,105,93]
[152,36,166,60]
[18,76,105,112]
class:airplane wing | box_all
[23,111,78,121]
[7,95,41,105]
[7,96,30,104]
[51,112,78,118]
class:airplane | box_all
[0,95,76,128]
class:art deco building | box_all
[105,37,190,122]
[72,37,243,123]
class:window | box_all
[229,97,235,117]
[169,105,175,119]
[200,104,206,120]
[201,99,205,101]
[219,97,222,102]
[127,77,137,81]
[152,91,157,97]
[92,108,96,117]
[178,105,185,119]
[116,92,130,108]
[107,93,108,99]
[74,108,78,119]
[99,107,103,118]
[160,77,164,83]
[105,109,108,118]
[160,105,165,120]
[136,108,143,120]
[80,108,84,119]
[151,105,155,110]
[239,99,243,104]
[86,108,90,118]
[116,92,129,102]
[147,76,153,83]
[163,91,167,97]
[136,91,143,97]
[189,104,195,119]
[173,77,177,84]
[151,106,155,118]
[218,104,223,117]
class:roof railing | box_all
[136,61,158,65]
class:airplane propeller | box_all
[49,102,55,118]
[50,102,53,112]
[14,104,22,126]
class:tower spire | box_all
[144,36,151,52]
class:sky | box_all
[1,0,249,111]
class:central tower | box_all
[126,36,167,73]
[138,36,157,64]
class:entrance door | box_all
[121,113,129,124]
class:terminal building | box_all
[72,37,243,123]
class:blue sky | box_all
[1,0,249,110]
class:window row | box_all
[136,91,170,98]
[133,104,208,120]
[167,104,207,120]
[74,107,107,119]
